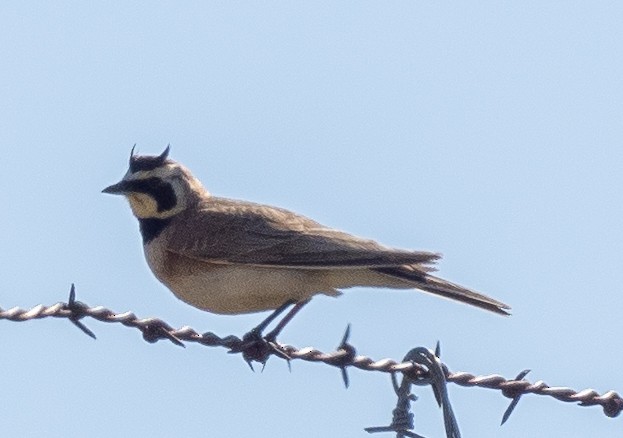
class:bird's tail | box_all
[374,267,511,315]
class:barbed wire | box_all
[1,285,621,436]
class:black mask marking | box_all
[127,178,177,212]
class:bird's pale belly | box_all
[144,245,340,314]
[168,264,340,314]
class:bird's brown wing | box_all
[164,197,440,269]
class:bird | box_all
[103,146,510,344]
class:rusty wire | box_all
[1,284,622,428]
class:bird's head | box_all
[103,145,207,219]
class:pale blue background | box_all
[1,2,622,437]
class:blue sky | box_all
[1,2,622,437]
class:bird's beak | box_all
[102,180,130,195]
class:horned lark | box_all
[103,146,509,341]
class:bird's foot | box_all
[228,301,305,369]
[230,327,290,370]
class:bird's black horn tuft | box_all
[129,143,137,165]
[158,144,171,163]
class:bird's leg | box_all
[248,300,296,336]
[264,299,310,342]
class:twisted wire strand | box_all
[1,290,621,421]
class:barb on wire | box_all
[66,283,96,339]
[501,369,531,424]
[335,324,356,388]
[365,345,461,438]
[1,284,623,425]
